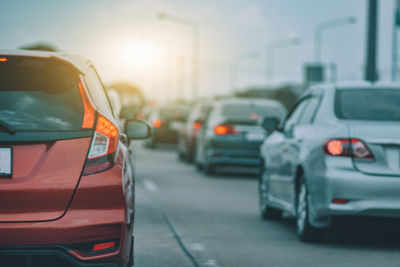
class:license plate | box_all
[0,148,12,176]
[245,133,265,141]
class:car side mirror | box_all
[125,119,151,140]
[259,117,280,132]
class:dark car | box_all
[145,105,190,148]
[194,98,286,175]
[0,50,151,267]
[177,102,212,162]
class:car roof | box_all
[0,49,88,73]
[215,98,284,108]
[314,81,400,91]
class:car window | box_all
[335,89,400,121]
[298,97,320,125]
[0,56,83,131]
[283,98,309,132]
[222,103,283,119]
[85,66,114,117]
[159,107,190,121]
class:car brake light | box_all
[78,82,95,129]
[92,241,116,252]
[214,125,236,135]
[332,199,349,204]
[153,119,162,128]
[193,122,202,131]
[0,57,8,62]
[323,138,373,159]
[83,114,119,175]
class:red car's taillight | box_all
[153,119,162,128]
[83,114,119,175]
[78,82,95,129]
[193,121,202,131]
[323,138,373,159]
[214,125,236,135]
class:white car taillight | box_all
[84,115,119,175]
[323,138,373,160]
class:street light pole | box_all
[265,37,300,85]
[314,16,357,63]
[365,0,379,82]
[158,12,199,100]
[392,0,400,81]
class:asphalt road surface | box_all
[133,144,400,267]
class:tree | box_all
[19,42,59,52]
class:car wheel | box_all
[203,162,215,175]
[258,164,282,220]
[186,149,194,163]
[126,239,134,267]
[178,150,185,161]
[194,146,203,171]
[150,139,157,149]
[203,152,215,175]
[296,178,323,242]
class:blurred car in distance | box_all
[177,102,212,162]
[195,98,286,175]
[145,105,190,148]
[0,50,151,267]
[258,82,400,242]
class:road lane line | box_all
[143,179,158,192]
[189,243,205,252]
[139,179,201,267]
[204,259,220,267]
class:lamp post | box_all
[392,0,400,81]
[230,52,258,93]
[158,12,199,100]
[314,16,357,63]
[265,37,301,85]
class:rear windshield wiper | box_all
[0,120,16,135]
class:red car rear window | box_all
[0,56,84,131]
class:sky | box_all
[0,0,396,101]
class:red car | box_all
[0,50,150,267]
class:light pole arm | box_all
[158,12,200,99]
[314,16,357,62]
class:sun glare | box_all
[116,40,166,71]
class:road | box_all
[133,144,400,267]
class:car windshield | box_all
[222,103,284,119]
[0,56,83,131]
[335,89,400,121]
[159,107,190,121]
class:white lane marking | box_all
[204,259,220,267]
[189,243,205,251]
[143,179,158,192]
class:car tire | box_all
[203,149,216,175]
[186,150,194,163]
[150,139,157,149]
[126,239,134,267]
[194,146,203,171]
[203,161,215,175]
[195,161,203,171]
[178,150,185,161]
[296,177,323,242]
[258,164,282,220]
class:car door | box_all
[270,98,310,204]
[196,105,214,165]
[284,96,322,205]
